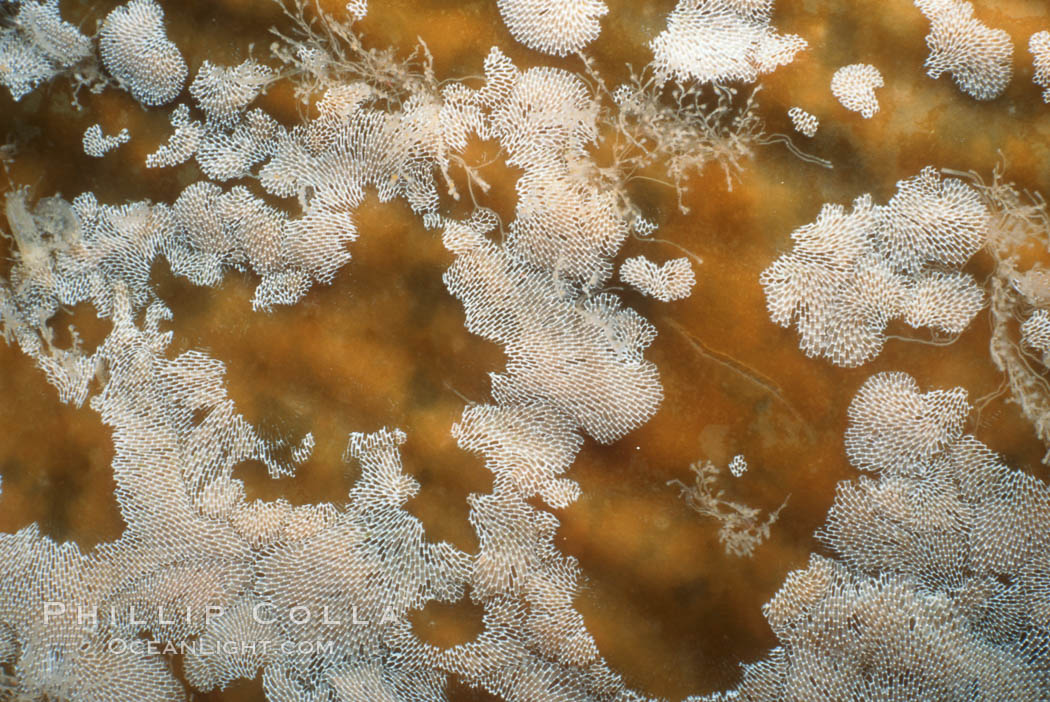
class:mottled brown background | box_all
[1,0,1048,699]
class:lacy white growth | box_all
[82,124,130,157]
[145,104,204,168]
[650,0,807,85]
[844,371,969,472]
[880,164,989,273]
[0,279,474,700]
[481,48,597,166]
[453,402,583,509]
[345,0,367,21]
[146,58,486,307]
[620,255,696,301]
[195,108,283,181]
[443,220,662,444]
[1031,31,1050,103]
[189,60,274,128]
[0,0,93,100]
[496,0,608,56]
[728,454,747,476]
[0,22,674,695]
[702,373,1050,701]
[761,167,989,366]
[478,47,637,288]
[1021,309,1050,364]
[915,0,1013,100]
[787,106,817,137]
[902,269,985,331]
[99,0,187,105]
[830,64,883,118]
[9,0,1045,698]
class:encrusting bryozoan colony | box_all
[0,0,95,101]
[495,0,608,57]
[1032,30,1050,102]
[619,255,696,302]
[761,167,990,368]
[914,0,1013,100]
[696,372,1050,701]
[649,0,808,86]
[1,0,1049,700]
[830,63,884,118]
[81,123,130,157]
[98,0,186,105]
[786,106,817,137]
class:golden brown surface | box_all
[1,0,1048,699]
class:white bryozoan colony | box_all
[1,0,1049,700]
[649,0,807,85]
[914,0,1013,100]
[620,255,696,302]
[82,124,130,157]
[496,0,609,57]
[1031,30,1050,103]
[698,373,1050,701]
[99,0,187,105]
[787,106,818,137]
[830,64,883,118]
[761,167,989,367]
